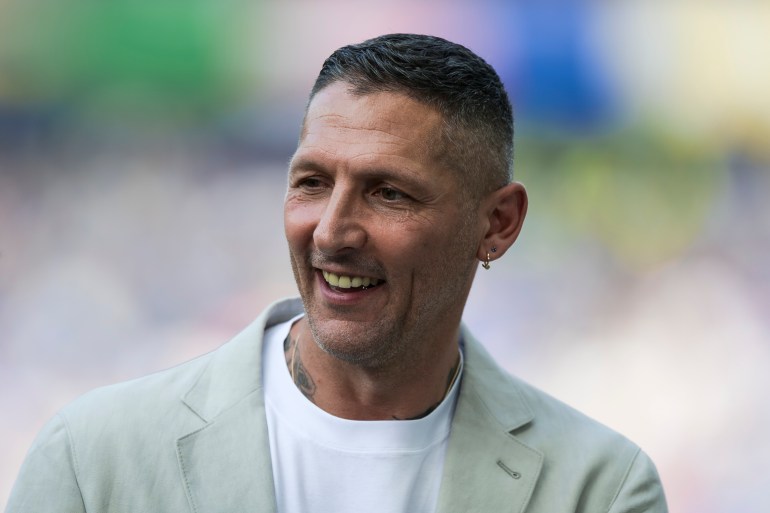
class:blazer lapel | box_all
[436,331,544,513]
[177,391,276,512]
[175,298,304,513]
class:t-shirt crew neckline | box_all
[263,315,463,454]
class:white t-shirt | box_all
[262,317,463,513]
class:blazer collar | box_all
[176,297,304,513]
[436,327,543,513]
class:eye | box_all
[296,176,326,190]
[376,186,408,202]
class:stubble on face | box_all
[285,84,483,374]
[295,209,480,373]
[290,250,399,368]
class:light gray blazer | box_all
[6,298,667,512]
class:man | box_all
[7,34,667,512]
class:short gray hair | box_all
[309,33,514,203]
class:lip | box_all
[315,269,385,306]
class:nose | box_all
[313,186,367,255]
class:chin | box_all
[307,315,401,368]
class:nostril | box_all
[313,222,367,253]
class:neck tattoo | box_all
[284,334,317,402]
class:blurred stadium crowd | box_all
[1,1,769,512]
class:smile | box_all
[321,270,382,289]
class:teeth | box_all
[322,270,380,289]
[322,271,339,286]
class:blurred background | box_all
[1,0,768,510]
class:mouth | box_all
[320,269,384,291]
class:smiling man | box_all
[7,34,667,513]
[283,82,492,419]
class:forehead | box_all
[296,83,444,166]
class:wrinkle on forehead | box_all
[308,116,416,145]
[299,84,444,158]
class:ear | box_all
[476,182,528,264]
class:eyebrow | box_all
[292,154,420,179]
[289,155,432,194]
[288,156,326,175]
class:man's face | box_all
[284,82,483,369]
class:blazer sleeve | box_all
[606,448,668,513]
[5,414,86,513]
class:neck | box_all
[284,318,461,421]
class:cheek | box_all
[418,225,475,274]
[284,200,320,247]
[372,225,437,275]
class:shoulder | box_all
[61,349,212,428]
[508,372,633,451]
[8,298,304,512]
[51,345,219,477]
[462,330,637,450]
[59,297,303,431]
[459,332,667,511]
[7,351,218,513]
[509,376,666,510]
